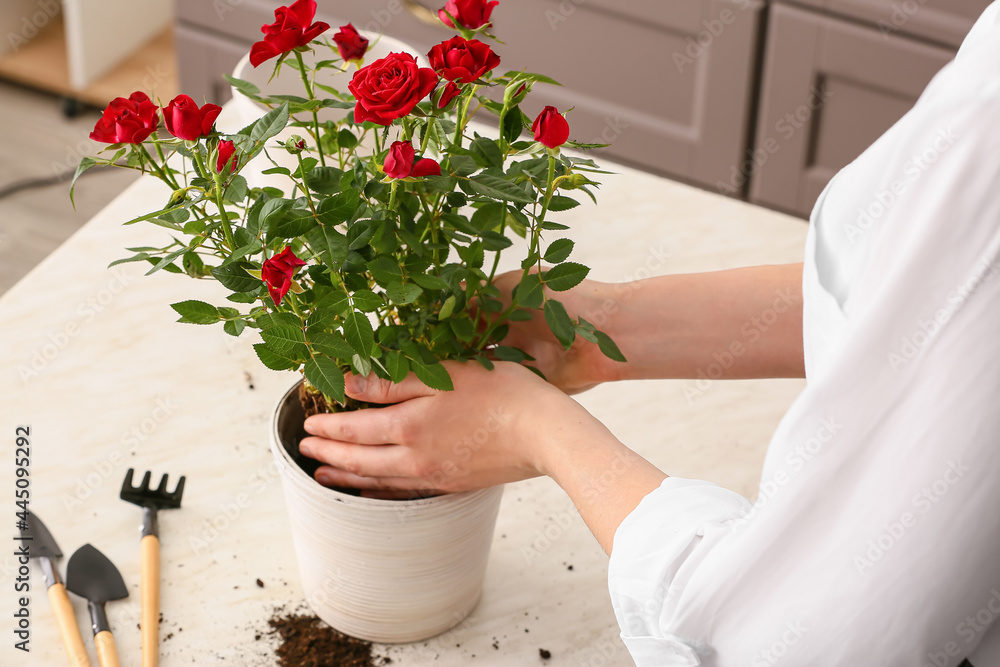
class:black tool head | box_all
[65,544,129,604]
[20,511,62,560]
[120,468,185,510]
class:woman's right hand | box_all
[483,270,622,394]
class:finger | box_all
[344,370,438,404]
[299,436,411,478]
[304,400,411,445]
[312,465,432,494]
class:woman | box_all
[299,4,1000,664]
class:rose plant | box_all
[74,0,622,417]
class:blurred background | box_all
[0,0,988,295]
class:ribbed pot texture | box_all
[270,380,504,643]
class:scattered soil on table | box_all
[268,611,392,667]
[539,648,552,659]
[256,578,265,588]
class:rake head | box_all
[120,468,186,511]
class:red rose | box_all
[438,0,498,29]
[532,106,570,149]
[217,140,237,173]
[348,52,438,126]
[384,140,441,179]
[250,0,330,68]
[437,81,462,109]
[262,247,307,305]
[162,95,222,141]
[89,92,159,144]
[333,23,369,62]
[427,36,500,84]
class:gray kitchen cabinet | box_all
[175,0,765,190]
[787,0,987,48]
[749,2,956,217]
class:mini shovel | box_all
[20,511,91,667]
[120,469,185,667]
[65,544,128,667]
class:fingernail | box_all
[347,373,367,394]
[303,418,317,435]
[315,470,332,484]
[299,441,312,457]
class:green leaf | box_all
[470,137,503,169]
[253,342,300,371]
[250,102,290,147]
[409,356,453,391]
[547,195,580,212]
[470,202,505,233]
[211,262,260,292]
[69,157,98,207]
[171,300,219,325]
[544,238,574,263]
[304,357,346,404]
[223,319,246,337]
[467,174,535,204]
[269,206,318,238]
[503,70,561,86]
[260,325,306,356]
[514,272,543,309]
[343,312,374,360]
[543,262,589,292]
[385,352,410,383]
[306,224,349,271]
[308,331,353,358]
[595,330,627,362]
[502,108,524,144]
[492,346,528,362]
[544,300,575,348]
[411,273,449,290]
[447,154,478,177]
[305,166,344,195]
[367,255,403,286]
[438,294,457,319]
[387,282,422,305]
[318,189,361,225]
[227,291,259,304]
[224,73,260,97]
[351,289,383,312]
[480,231,512,251]
[224,175,249,203]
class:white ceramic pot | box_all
[270,381,504,643]
[230,33,429,190]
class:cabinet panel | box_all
[749,3,953,217]
[175,25,248,106]
[788,0,988,47]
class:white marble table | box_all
[0,137,808,665]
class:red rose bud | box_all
[162,95,222,141]
[262,247,307,305]
[89,92,159,144]
[349,53,438,126]
[216,140,237,173]
[333,23,369,61]
[384,140,416,179]
[411,158,442,177]
[438,0,498,30]
[532,106,570,149]
[427,36,500,84]
[437,81,462,109]
[384,141,441,179]
[250,0,330,68]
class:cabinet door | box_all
[749,3,954,217]
[789,0,989,48]
[175,25,249,106]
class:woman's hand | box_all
[485,271,620,394]
[301,361,668,553]
[301,360,597,495]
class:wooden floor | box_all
[0,80,139,296]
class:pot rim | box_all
[270,378,496,510]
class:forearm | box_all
[535,408,667,554]
[588,263,805,382]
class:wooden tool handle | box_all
[47,583,91,667]
[141,534,160,667]
[94,630,120,667]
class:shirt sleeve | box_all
[606,7,1000,666]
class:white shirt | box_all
[608,4,1000,665]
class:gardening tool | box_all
[65,544,128,667]
[20,511,91,667]
[119,468,185,667]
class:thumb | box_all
[345,371,437,404]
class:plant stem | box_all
[294,50,326,167]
